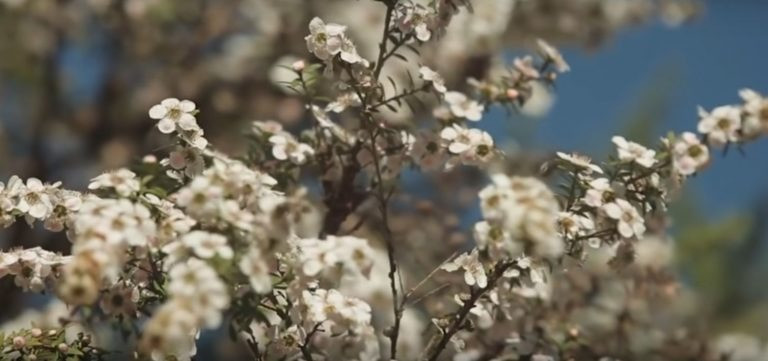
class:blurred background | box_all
[0,0,767,347]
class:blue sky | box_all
[507,0,768,220]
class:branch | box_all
[423,261,514,361]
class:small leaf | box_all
[387,76,398,93]
[392,53,409,63]
[405,44,421,56]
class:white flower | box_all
[238,247,272,294]
[252,120,284,135]
[88,169,140,196]
[9,177,54,219]
[557,212,594,237]
[440,125,493,164]
[419,66,447,93]
[444,91,484,121]
[536,39,570,73]
[697,105,741,147]
[611,136,657,168]
[166,147,205,178]
[473,221,514,261]
[441,249,487,288]
[583,178,614,208]
[149,98,198,134]
[440,124,474,154]
[740,89,768,137]
[100,283,140,318]
[603,199,646,239]
[462,128,495,165]
[671,132,709,176]
[181,231,233,260]
[396,3,434,42]
[411,130,446,171]
[305,17,346,61]
[556,152,603,174]
[269,134,315,165]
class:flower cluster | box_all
[174,158,282,233]
[140,259,230,360]
[287,235,376,282]
[0,247,70,292]
[477,175,563,260]
[58,196,156,305]
[0,176,82,230]
[394,2,438,42]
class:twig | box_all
[423,261,514,361]
[299,323,324,361]
[404,252,457,301]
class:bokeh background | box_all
[1,0,767,345]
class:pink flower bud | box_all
[291,60,306,72]
[13,336,25,349]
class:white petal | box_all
[272,146,288,160]
[148,104,168,119]
[449,142,470,154]
[157,118,176,134]
[178,114,198,130]
[179,100,196,112]
[161,98,180,108]
[603,203,622,219]
[617,222,634,238]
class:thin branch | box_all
[373,1,397,79]
[423,261,514,361]
[371,84,430,110]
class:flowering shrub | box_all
[1,1,767,361]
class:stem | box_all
[299,323,324,361]
[373,2,396,79]
[363,117,403,359]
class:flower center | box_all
[168,107,182,120]
[716,117,732,130]
[476,144,490,157]
[687,145,703,158]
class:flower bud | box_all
[57,343,69,353]
[291,60,306,72]
[30,328,42,337]
[13,336,26,349]
[506,88,520,100]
